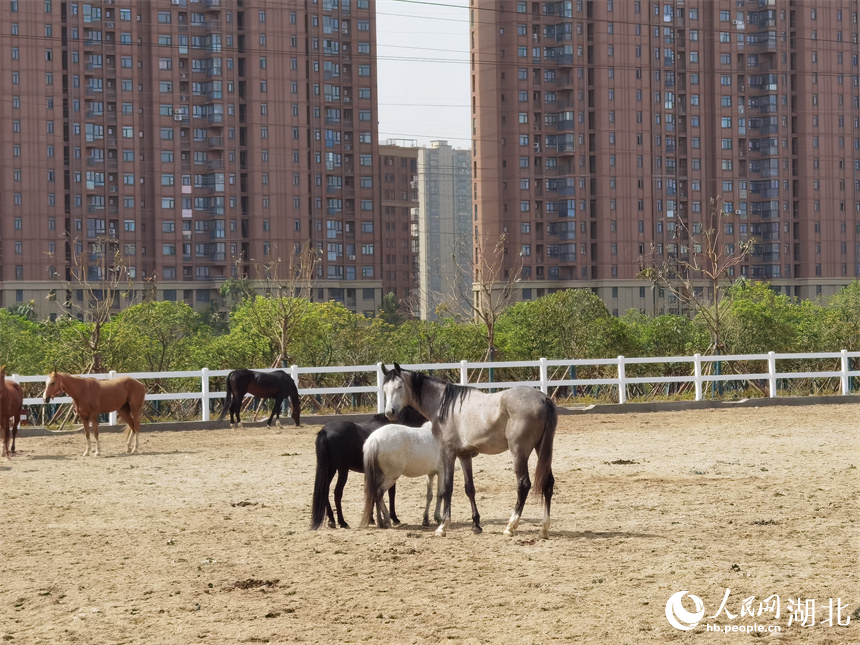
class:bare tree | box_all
[228,242,321,367]
[50,236,142,373]
[440,233,523,361]
[638,196,755,353]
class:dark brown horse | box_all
[43,372,146,456]
[219,369,301,427]
[0,367,24,459]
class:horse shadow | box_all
[393,520,660,541]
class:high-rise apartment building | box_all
[0,0,387,317]
[416,140,472,320]
[379,142,419,310]
[472,0,860,314]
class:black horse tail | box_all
[360,435,383,528]
[310,430,333,530]
[219,379,232,421]
[532,397,557,511]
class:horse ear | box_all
[393,362,402,376]
[381,364,390,376]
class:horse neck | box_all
[57,373,83,396]
[408,375,445,422]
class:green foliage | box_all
[378,292,406,326]
[621,311,697,357]
[1,281,858,376]
[720,280,797,354]
[496,289,632,359]
[108,301,205,372]
[0,309,47,373]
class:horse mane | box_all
[439,382,470,423]
[385,368,469,422]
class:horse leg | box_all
[81,417,92,457]
[92,417,101,456]
[11,416,19,454]
[388,482,401,525]
[503,453,531,537]
[375,485,392,529]
[422,474,434,526]
[267,397,282,427]
[459,455,482,534]
[333,468,350,529]
[1,418,9,460]
[433,473,443,523]
[435,452,456,537]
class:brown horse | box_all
[42,372,146,456]
[0,367,24,459]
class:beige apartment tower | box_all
[416,140,472,320]
[0,0,388,317]
[471,0,860,314]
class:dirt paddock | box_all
[1,403,858,644]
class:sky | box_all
[375,0,471,148]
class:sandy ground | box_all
[1,403,858,645]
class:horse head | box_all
[382,363,407,421]
[43,371,60,403]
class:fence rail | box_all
[10,350,859,425]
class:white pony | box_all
[360,422,445,528]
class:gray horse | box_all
[382,363,556,538]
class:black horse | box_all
[310,406,427,530]
[219,369,301,427]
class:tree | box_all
[50,238,143,373]
[496,289,630,360]
[440,233,523,361]
[226,242,321,367]
[109,301,205,372]
[0,309,47,373]
[638,196,755,354]
[719,280,797,354]
[378,292,406,326]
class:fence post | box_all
[460,360,468,386]
[201,368,210,421]
[617,356,627,404]
[767,351,777,398]
[840,349,849,395]
[693,354,703,402]
[108,370,118,426]
[539,357,548,395]
[290,364,299,386]
[376,363,385,414]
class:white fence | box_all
[10,350,859,425]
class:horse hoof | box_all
[340,522,350,530]
[422,519,430,527]
[503,529,514,537]
[434,528,447,537]
[390,517,401,526]
[539,528,549,540]
[472,525,483,535]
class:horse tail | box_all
[310,431,333,530]
[289,380,301,427]
[219,378,232,420]
[532,397,557,510]
[119,402,133,438]
[360,435,383,528]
